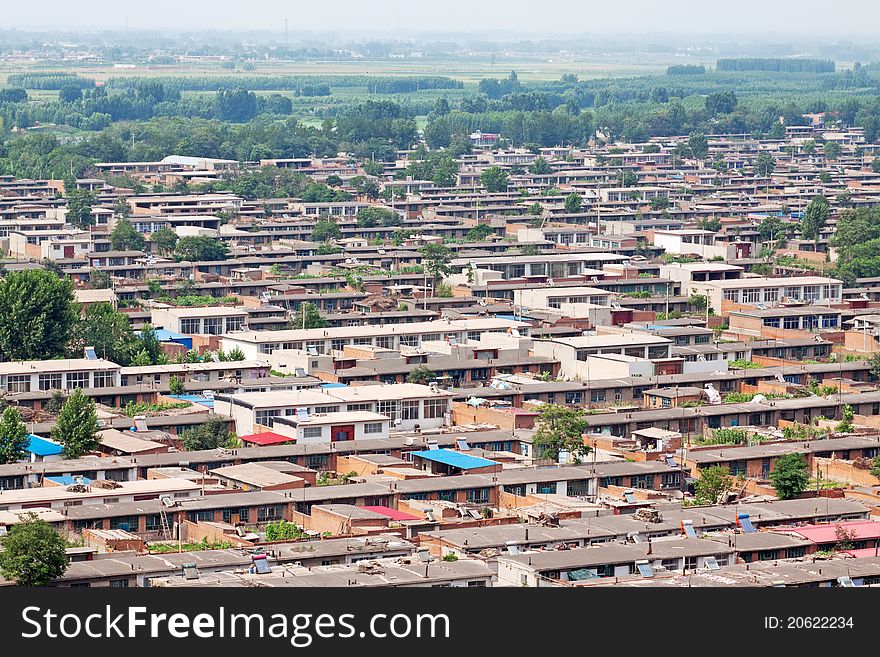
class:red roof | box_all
[841,548,880,559]
[239,432,294,446]
[362,506,421,521]
[788,521,880,544]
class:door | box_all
[64,245,74,258]
[331,425,354,442]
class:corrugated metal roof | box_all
[410,449,497,470]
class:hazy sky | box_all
[2,0,878,37]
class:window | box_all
[257,505,284,522]
[363,422,383,435]
[306,454,329,471]
[783,316,799,330]
[301,427,323,440]
[727,460,747,477]
[109,579,130,588]
[187,510,214,522]
[378,400,400,420]
[424,399,447,419]
[764,288,779,303]
[255,409,280,427]
[93,371,115,388]
[466,488,490,504]
[38,373,62,391]
[743,288,761,304]
[631,474,654,489]
[567,480,590,497]
[180,318,200,334]
[203,318,223,335]
[786,546,806,559]
[565,392,583,405]
[145,514,162,532]
[109,515,139,531]
[6,375,30,393]
[226,316,245,332]
[66,371,89,388]
[758,550,778,561]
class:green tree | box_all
[89,269,111,289]
[0,406,28,465]
[755,153,776,176]
[465,223,493,242]
[67,302,137,364]
[532,404,590,463]
[110,218,146,251]
[0,270,77,360]
[173,236,229,261]
[52,389,100,459]
[169,375,186,396]
[480,166,509,193]
[418,243,453,287]
[769,453,810,500]
[65,188,96,229]
[292,302,328,329]
[687,131,709,160]
[112,196,132,218]
[406,364,435,385]
[528,157,551,175]
[694,465,732,504]
[355,207,401,228]
[226,346,246,361]
[801,195,829,242]
[823,141,842,160]
[563,192,583,214]
[150,227,179,255]
[135,324,163,365]
[872,158,880,174]
[0,516,68,586]
[181,416,236,451]
[312,218,341,242]
[836,404,854,433]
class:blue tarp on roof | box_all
[153,329,193,350]
[168,394,214,409]
[411,448,497,470]
[27,434,62,457]
[320,383,348,389]
[46,476,92,486]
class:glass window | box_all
[203,318,223,335]
[424,399,447,419]
[363,422,384,434]
[38,373,62,391]
[180,318,200,334]
[226,316,244,332]
[301,427,322,439]
[93,371,115,388]
[66,371,89,388]
[7,375,30,393]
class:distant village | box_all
[2,116,880,589]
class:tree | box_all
[181,416,236,451]
[112,196,132,218]
[0,270,77,361]
[769,453,810,500]
[292,302,328,329]
[169,375,186,395]
[355,207,401,228]
[52,389,100,459]
[694,465,732,504]
[312,218,341,242]
[480,166,509,193]
[687,131,709,160]
[836,404,854,433]
[465,223,493,242]
[173,236,229,261]
[135,324,164,365]
[532,404,590,463]
[563,192,583,214]
[872,157,880,174]
[150,227,179,255]
[528,157,551,175]
[226,346,246,361]
[801,195,830,242]
[823,141,842,160]
[406,364,435,385]
[418,243,453,286]
[67,302,137,365]
[755,153,776,176]
[58,85,82,104]
[65,188,96,229]
[110,218,146,251]
[0,406,28,465]
[216,87,257,122]
[0,516,68,586]
[89,269,111,289]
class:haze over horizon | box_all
[1,0,878,39]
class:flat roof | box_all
[410,449,497,470]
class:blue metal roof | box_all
[27,434,63,457]
[410,448,496,470]
[168,394,214,409]
[320,383,349,389]
[154,329,193,348]
[46,476,92,486]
